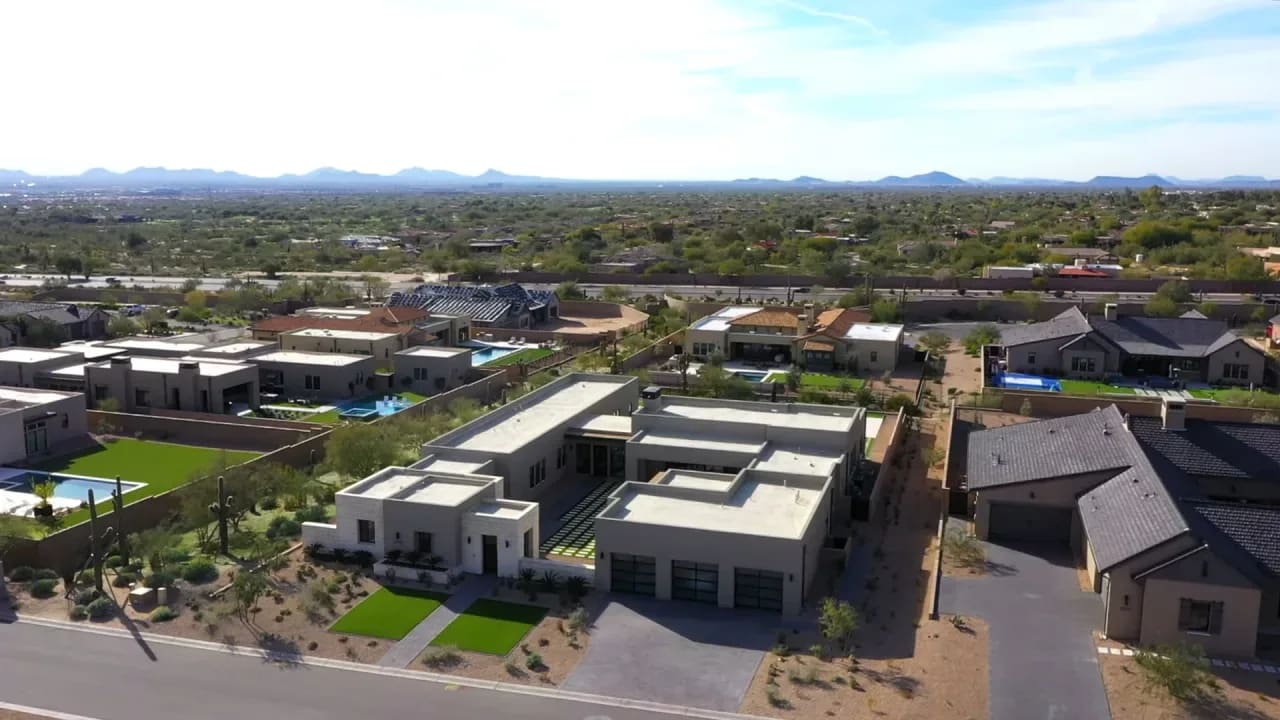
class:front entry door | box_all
[482,535,498,574]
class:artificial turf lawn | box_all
[763,372,866,390]
[483,347,555,367]
[1058,380,1136,396]
[429,599,548,654]
[36,438,260,527]
[330,587,448,640]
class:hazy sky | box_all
[5,0,1279,180]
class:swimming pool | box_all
[735,371,770,383]
[337,395,414,418]
[0,471,144,504]
[471,346,518,366]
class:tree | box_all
[918,331,951,356]
[107,315,139,338]
[361,274,390,301]
[140,307,167,333]
[1155,280,1192,304]
[556,281,585,299]
[963,324,1001,355]
[54,255,81,279]
[870,299,901,323]
[1018,398,1033,416]
[179,278,200,293]
[819,597,859,653]
[323,423,403,480]
[129,526,178,573]
[837,287,875,308]
[1134,643,1215,702]
[20,317,69,347]
[1225,254,1268,281]
[184,289,208,311]
[1144,295,1179,317]
[601,286,629,303]
[1124,221,1192,250]
[231,570,269,627]
[1139,185,1163,212]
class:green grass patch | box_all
[330,587,448,640]
[763,372,865,391]
[37,439,260,528]
[1058,380,1136,397]
[429,599,547,654]
[483,347,555,367]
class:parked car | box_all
[124,304,144,317]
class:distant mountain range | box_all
[1,167,1277,190]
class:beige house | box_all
[686,305,901,372]
[393,346,472,396]
[84,356,260,413]
[252,351,376,402]
[0,386,88,465]
[966,402,1280,658]
[279,328,404,369]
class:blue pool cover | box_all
[992,372,1062,392]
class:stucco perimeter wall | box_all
[87,410,310,452]
[995,389,1276,424]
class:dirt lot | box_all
[542,303,649,335]
[1100,655,1280,719]
[940,347,986,398]
[0,710,51,720]
[414,585,599,687]
[742,413,990,719]
[6,551,390,664]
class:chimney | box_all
[1161,398,1186,432]
[1104,303,1118,322]
[641,385,664,411]
[804,303,816,327]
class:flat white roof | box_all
[843,323,905,342]
[657,470,736,492]
[107,339,208,352]
[569,414,634,436]
[471,501,533,520]
[59,345,123,361]
[114,356,254,377]
[607,476,823,539]
[412,456,492,476]
[345,470,487,506]
[753,445,842,476]
[399,346,471,358]
[441,377,627,453]
[691,306,761,332]
[404,480,484,506]
[298,307,370,318]
[648,398,855,433]
[0,348,74,364]
[254,351,371,367]
[287,328,398,341]
[0,386,78,405]
[633,431,763,455]
[197,342,273,355]
[44,363,88,378]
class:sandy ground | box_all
[742,411,990,719]
[7,551,390,664]
[542,304,650,335]
[940,347,986,398]
[413,585,599,687]
[1100,655,1280,719]
[0,711,52,720]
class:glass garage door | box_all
[734,567,784,611]
[671,560,718,604]
[610,553,656,596]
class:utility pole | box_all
[87,490,104,594]
[113,476,128,566]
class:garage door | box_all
[988,502,1072,544]
[734,567,784,612]
[610,553,656,596]
[672,560,718,604]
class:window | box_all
[413,367,429,381]
[1223,363,1250,380]
[94,385,109,401]
[672,560,719,604]
[305,374,321,390]
[575,443,591,473]
[134,389,150,407]
[869,351,878,362]
[414,531,432,554]
[692,342,717,357]
[1027,352,1037,366]
[61,413,69,429]
[1071,356,1097,373]
[1178,599,1223,635]
[357,519,376,544]
[529,458,547,488]
[556,445,565,469]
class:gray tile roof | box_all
[1129,416,1280,481]
[966,405,1137,489]
[1078,461,1191,572]
[387,283,556,323]
[1186,501,1280,578]
[999,307,1091,347]
[0,301,85,326]
[1088,315,1245,359]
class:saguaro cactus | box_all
[113,475,128,565]
[209,475,236,556]
[87,489,104,593]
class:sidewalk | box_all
[378,574,497,668]
[1097,646,1280,675]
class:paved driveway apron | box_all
[941,542,1112,720]
[563,596,778,712]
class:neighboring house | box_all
[0,386,88,465]
[386,284,558,329]
[84,356,261,413]
[279,328,405,368]
[1268,314,1280,348]
[999,305,1266,386]
[0,302,109,344]
[304,374,869,615]
[252,350,376,401]
[250,306,464,346]
[965,402,1280,657]
[393,346,471,396]
[685,305,901,372]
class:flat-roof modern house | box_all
[279,328,404,367]
[305,373,869,615]
[252,350,376,401]
[685,305,902,372]
[84,356,260,413]
[0,386,88,466]
[999,305,1266,386]
[0,347,87,387]
[387,283,558,329]
[965,401,1280,657]
[250,306,433,342]
[393,346,472,396]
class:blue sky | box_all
[4,0,1278,180]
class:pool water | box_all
[337,396,413,417]
[735,371,769,383]
[0,472,144,504]
[471,346,518,366]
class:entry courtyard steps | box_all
[1097,646,1280,674]
[539,479,624,559]
[377,575,498,668]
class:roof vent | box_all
[991,452,1001,466]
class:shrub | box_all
[259,496,279,511]
[566,606,589,634]
[788,665,819,685]
[765,683,787,708]
[144,571,176,589]
[29,578,58,598]
[6,566,35,582]
[293,506,328,524]
[69,604,89,620]
[112,571,137,588]
[266,516,302,539]
[33,568,60,581]
[1134,643,1216,701]
[103,555,124,569]
[86,597,115,620]
[351,550,374,567]
[74,588,101,606]
[564,575,588,601]
[150,606,178,622]
[504,659,521,675]
[525,652,543,670]
[421,646,461,669]
[181,558,220,585]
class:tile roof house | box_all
[386,283,558,329]
[0,302,109,345]
[251,306,432,340]
[684,305,901,373]
[999,305,1266,387]
[965,401,1280,657]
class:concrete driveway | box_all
[941,542,1112,720]
[563,596,780,711]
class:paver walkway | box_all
[377,574,497,668]
[1098,646,1280,674]
[941,542,1112,720]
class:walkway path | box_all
[377,575,497,668]
[1098,646,1280,675]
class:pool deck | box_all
[0,467,142,517]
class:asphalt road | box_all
[0,620,728,720]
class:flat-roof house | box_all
[305,374,870,615]
[84,356,260,414]
[999,305,1266,386]
[250,306,470,347]
[279,328,404,368]
[393,346,471,396]
[251,350,376,402]
[0,386,88,466]
[0,347,87,387]
[387,283,558,329]
[686,305,902,372]
[965,402,1280,657]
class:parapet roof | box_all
[398,346,472,358]
[640,395,860,433]
[341,467,492,506]
[253,351,373,367]
[286,327,399,341]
